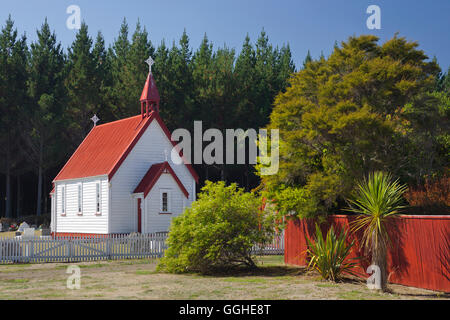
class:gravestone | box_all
[18,222,30,232]
[41,228,51,236]
[0,223,2,232]
[22,228,35,239]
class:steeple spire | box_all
[140,56,160,117]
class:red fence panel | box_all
[285,215,450,292]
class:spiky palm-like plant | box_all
[346,171,407,291]
[306,223,358,282]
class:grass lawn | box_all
[0,230,42,238]
[0,255,448,300]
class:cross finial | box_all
[145,56,154,74]
[91,114,100,126]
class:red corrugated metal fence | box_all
[285,215,450,292]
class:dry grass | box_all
[0,255,448,300]
[0,230,42,239]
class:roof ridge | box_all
[95,114,143,128]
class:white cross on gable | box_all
[145,56,154,74]
[91,114,100,126]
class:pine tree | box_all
[275,43,295,93]
[0,16,28,218]
[303,50,312,68]
[235,34,257,127]
[92,31,113,123]
[65,22,100,145]
[26,18,66,216]
[165,30,194,130]
[254,29,276,127]
[109,18,131,118]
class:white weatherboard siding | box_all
[53,177,109,234]
[109,120,195,234]
[143,173,186,233]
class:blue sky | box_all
[1,0,449,71]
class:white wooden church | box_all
[49,57,198,236]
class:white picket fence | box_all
[0,231,284,264]
[0,233,168,264]
[253,231,285,255]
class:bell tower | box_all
[140,56,160,117]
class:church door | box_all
[137,198,142,233]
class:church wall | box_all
[52,176,109,234]
[143,173,186,233]
[109,119,195,234]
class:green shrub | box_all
[157,181,274,274]
[306,223,358,282]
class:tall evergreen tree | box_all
[275,43,295,93]
[109,19,154,118]
[92,31,113,123]
[235,34,257,128]
[0,16,28,218]
[65,22,99,145]
[303,50,312,69]
[162,30,194,130]
[254,29,277,127]
[26,19,66,216]
[108,18,130,118]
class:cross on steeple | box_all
[91,114,100,126]
[145,56,154,74]
[140,55,160,117]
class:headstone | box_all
[0,223,2,232]
[18,222,30,232]
[22,228,35,239]
[41,228,51,236]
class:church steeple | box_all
[140,56,160,117]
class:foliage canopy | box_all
[258,34,448,218]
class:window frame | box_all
[77,183,83,215]
[95,182,102,215]
[159,189,171,214]
[61,185,66,216]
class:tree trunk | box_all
[16,174,21,218]
[371,232,388,291]
[36,138,44,216]
[43,175,48,215]
[5,145,11,218]
[221,164,226,182]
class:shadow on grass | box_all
[384,288,450,299]
[197,264,308,278]
[338,275,450,299]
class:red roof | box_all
[134,162,189,198]
[53,112,198,182]
[140,72,160,102]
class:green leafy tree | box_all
[258,34,442,219]
[157,181,274,274]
